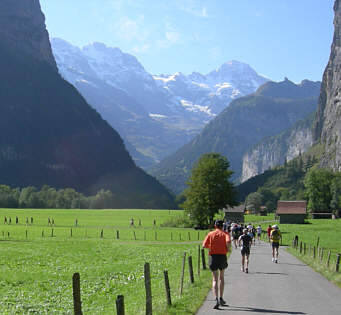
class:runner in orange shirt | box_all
[203,220,231,309]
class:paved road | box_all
[196,241,341,315]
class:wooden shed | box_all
[276,201,307,224]
[223,204,245,223]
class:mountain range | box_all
[51,38,268,168]
[150,79,321,194]
[0,0,175,208]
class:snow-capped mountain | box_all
[51,38,269,168]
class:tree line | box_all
[0,185,119,209]
[243,153,341,215]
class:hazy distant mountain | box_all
[52,38,268,167]
[150,79,321,194]
[0,0,175,208]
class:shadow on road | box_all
[252,272,288,275]
[217,306,306,314]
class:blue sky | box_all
[40,0,334,82]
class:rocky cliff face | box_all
[0,0,57,70]
[313,0,341,170]
[242,114,315,182]
[0,0,175,208]
[151,79,320,194]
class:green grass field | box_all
[0,209,212,315]
[266,219,341,288]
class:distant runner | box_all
[267,225,272,243]
[238,228,252,273]
[256,225,262,243]
[203,220,231,309]
[231,223,239,249]
[270,225,282,263]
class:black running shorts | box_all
[209,254,228,271]
[241,247,250,256]
[272,242,280,248]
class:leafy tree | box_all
[246,192,262,213]
[257,187,277,211]
[304,168,334,213]
[181,153,236,227]
[330,173,341,213]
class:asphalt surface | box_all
[196,241,341,315]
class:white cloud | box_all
[132,44,150,54]
[114,15,149,42]
[176,0,211,18]
[156,22,182,49]
[166,31,180,44]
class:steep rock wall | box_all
[313,0,341,170]
[242,114,314,182]
[0,0,57,70]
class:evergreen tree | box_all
[304,168,334,213]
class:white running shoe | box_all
[272,258,275,262]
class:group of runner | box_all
[203,220,282,309]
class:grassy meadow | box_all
[256,218,341,288]
[0,209,212,315]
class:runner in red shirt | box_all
[203,220,231,309]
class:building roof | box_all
[276,201,307,215]
[223,204,245,213]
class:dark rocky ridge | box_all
[313,0,341,171]
[0,0,175,208]
[0,0,57,70]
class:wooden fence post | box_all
[51,229,54,237]
[188,256,194,283]
[320,248,324,263]
[313,246,316,259]
[316,236,320,249]
[303,243,306,255]
[198,231,200,241]
[116,230,119,240]
[326,250,331,268]
[179,252,186,296]
[116,295,125,315]
[26,230,28,239]
[171,232,173,241]
[100,229,103,238]
[336,254,340,272]
[198,245,201,276]
[144,262,152,315]
[155,231,157,241]
[70,229,72,238]
[201,248,206,270]
[133,231,136,240]
[163,270,171,306]
[179,233,182,241]
[72,273,83,315]
[42,230,44,238]
[299,241,302,254]
[144,231,146,241]
[188,232,191,241]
